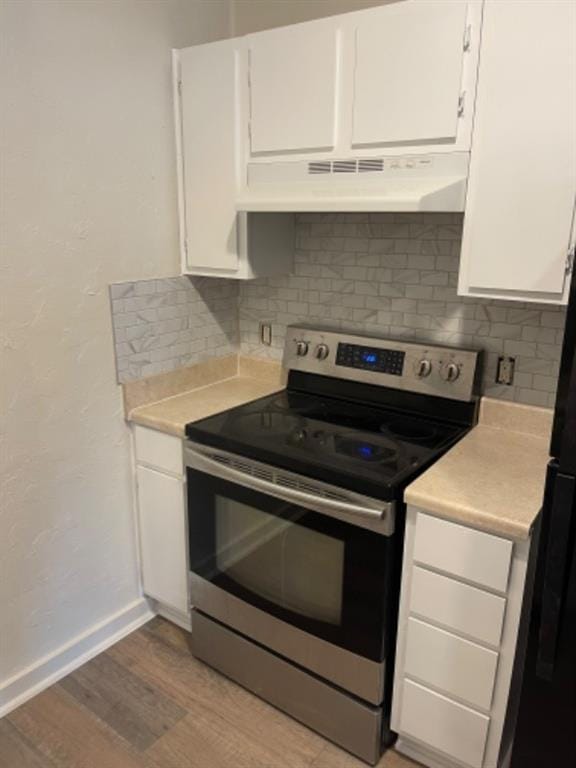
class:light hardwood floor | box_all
[1,618,420,768]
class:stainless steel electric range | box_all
[184,326,481,764]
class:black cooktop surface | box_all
[186,388,470,501]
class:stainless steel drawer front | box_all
[189,573,386,705]
[192,610,384,766]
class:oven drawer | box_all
[404,617,499,710]
[409,566,507,647]
[192,610,384,765]
[413,511,513,593]
[398,679,490,768]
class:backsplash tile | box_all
[109,215,567,407]
[238,213,567,408]
[110,276,238,383]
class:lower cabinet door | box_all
[399,679,489,768]
[136,465,188,614]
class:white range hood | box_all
[237,152,469,213]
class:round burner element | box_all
[384,420,438,442]
[286,428,311,448]
[232,411,304,436]
[269,395,326,417]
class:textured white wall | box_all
[231,0,398,34]
[0,0,230,691]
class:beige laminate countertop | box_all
[127,357,551,541]
[405,398,553,540]
[128,375,283,436]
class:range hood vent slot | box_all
[308,161,331,174]
[333,160,357,173]
[307,157,386,175]
[359,158,385,173]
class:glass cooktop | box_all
[186,389,469,501]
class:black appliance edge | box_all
[508,273,576,767]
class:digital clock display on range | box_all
[336,343,405,375]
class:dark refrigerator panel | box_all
[509,272,576,767]
[509,466,576,767]
[551,272,576,470]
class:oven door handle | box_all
[185,443,394,534]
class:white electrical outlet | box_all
[260,323,272,346]
[496,356,515,386]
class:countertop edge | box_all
[404,488,534,541]
[126,376,550,542]
[127,375,285,437]
[127,411,186,437]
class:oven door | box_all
[185,442,396,666]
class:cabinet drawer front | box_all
[410,566,506,647]
[399,679,489,768]
[413,512,513,593]
[404,618,498,710]
[134,425,183,476]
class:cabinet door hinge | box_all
[463,24,472,51]
[458,91,466,117]
[567,247,575,275]
[177,79,182,96]
[183,239,188,259]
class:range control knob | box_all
[416,359,432,378]
[295,340,309,357]
[441,361,461,382]
[315,343,330,361]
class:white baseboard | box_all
[0,597,155,718]
[154,600,192,632]
[395,737,464,768]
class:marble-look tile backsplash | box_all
[238,213,567,408]
[108,214,567,406]
[109,276,238,383]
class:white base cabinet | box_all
[392,507,531,768]
[133,425,190,622]
[136,465,188,615]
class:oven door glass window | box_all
[187,468,394,661]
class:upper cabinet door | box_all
[351,1,468,147]
[459,0,576,303]
[248,20,340,155]
[178,39,242,273]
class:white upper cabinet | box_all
[174,41,294,278]
[351,1,468,147]
[458,0,576,304]
[177,39,241,274]
[244,1,480,164]
[248,20,340,155]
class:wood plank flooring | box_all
[1,618,421,768]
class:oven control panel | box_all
[336,343,405,376]
[283,325,480,403]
